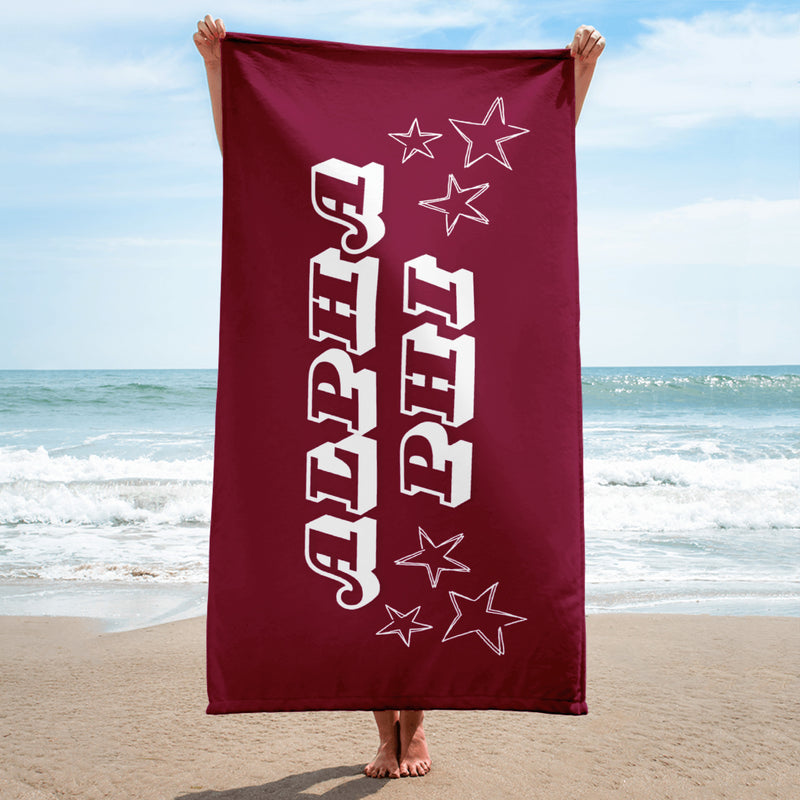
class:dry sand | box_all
[0,614,797,799]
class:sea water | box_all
[0,367,797,628]
[581,367,799,615]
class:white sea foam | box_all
[584,455,800,531]
[0,446,212,527]
[11,561,210,583]
[1,518,210,583]
[0,447,213,581]
[0,446,212,483]
[1,437,799,596]
[0,479,211,526]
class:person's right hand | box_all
[568,25,605,65]
[193,14,226,65]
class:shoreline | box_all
[2,613,798,799]
[1,577,798,634]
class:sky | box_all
[1,1,798,368]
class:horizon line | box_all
[1,364,799,372]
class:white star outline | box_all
[388,118,443,163]
[394,527,470,588]
[376,605,434,647]
[449,97,530,170]
[442,582,527,656]
[418,174,490,236]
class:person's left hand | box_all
[194,14,226,66]
[569,25,605,64]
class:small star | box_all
[388,118,442,163]
[376,605,433,647]
[442,582,526,655]
[395,528,470,588]
[419,174,489,236]
[450,97,529,170]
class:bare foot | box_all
[398,710,431,777]
[364,713,400,779]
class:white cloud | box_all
[5,4,794,148]
[58,236,217,250]
[580,197,800,268]
[311,1,514,33]
[2,0,514,36]
[581,9,800,147]
[2,48,187,101]
[0,0,516,148]
[577,197,800,367]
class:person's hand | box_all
[569,25,605,65]
[193,14,226,66]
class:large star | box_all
[442,582,527,656]
[388,118,443,163]
[376,605,433,647]
[395,527,470,588]
[418,174,489,236]
[449,97,529,170]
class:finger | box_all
[217,17,226,38]
[582,30,602,59]
[571,25,590,57]
[206,14,224,39]
[584,35,605,62]
[202,14,221,40]
[578,26,593,58]
[569,29,581,57]
[193,31,214,54]
[198,19,213,41]
[596,36,606,53]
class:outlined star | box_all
[388,118,443,163]
[376,605,433,647]
[395,527,470,588]
[419,174,489,236]
[450,97,529,170]
[442,582,527,655]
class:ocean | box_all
[0,367,797,629]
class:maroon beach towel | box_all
[207,33,586,715]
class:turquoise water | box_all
[0,366,797,626]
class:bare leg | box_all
[398,709,431,777]
[364,710,400,778]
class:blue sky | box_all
[1,1,797,368]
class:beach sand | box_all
[1,614,797,800]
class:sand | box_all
[0,614,797,800]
